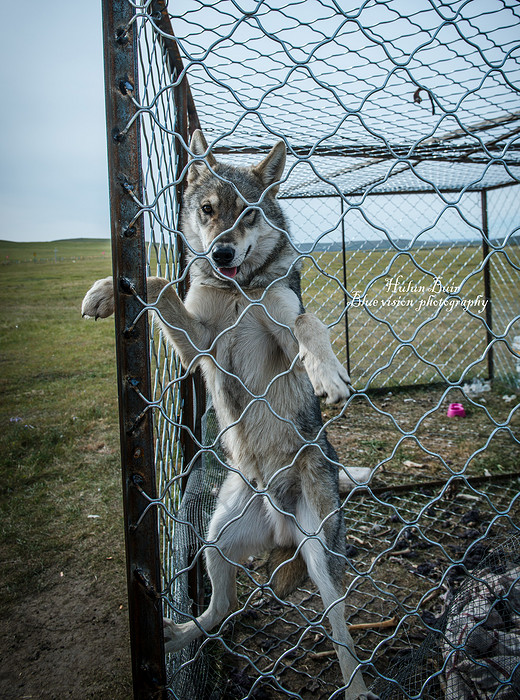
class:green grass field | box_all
[0,238,124,603]
[1,237,112,264]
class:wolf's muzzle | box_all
[212,245,235,267]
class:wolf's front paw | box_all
[81,277,114,319]
[307,355,352,404]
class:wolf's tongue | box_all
[219,266,238,278]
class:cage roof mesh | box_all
[155,0,520,196]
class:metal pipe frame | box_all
[340,197,351,376]
[481,189,494,382]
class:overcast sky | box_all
[0,2,109,242]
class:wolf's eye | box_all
[243,208,256,223]
[201,203,213,215]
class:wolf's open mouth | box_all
[218,266,238,278]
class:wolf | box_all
[82,130,377,700]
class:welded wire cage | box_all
[101,1,520,698]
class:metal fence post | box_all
[102,1,167,697]
[481,189,494,381]
[340,196,351,374]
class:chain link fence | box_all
[282,189,520,389]
[100,1,520,698]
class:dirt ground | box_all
[0,563,132,699]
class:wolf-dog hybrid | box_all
[82,130,377,699]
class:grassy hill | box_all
[0,238,111,263]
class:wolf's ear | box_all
[252,140,286,194]
[188,129,217,184]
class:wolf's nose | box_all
[212,245,235,267]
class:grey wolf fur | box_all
[82,130,377,700]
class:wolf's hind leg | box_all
[164,473,272,652]
[295,506,378,700]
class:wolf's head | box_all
[181,130,297,288]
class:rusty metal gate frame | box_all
[102,1,168,697]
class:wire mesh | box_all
[103,1,520,698]
[281,190,513,389]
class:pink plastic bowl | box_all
[447,402,466,417]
